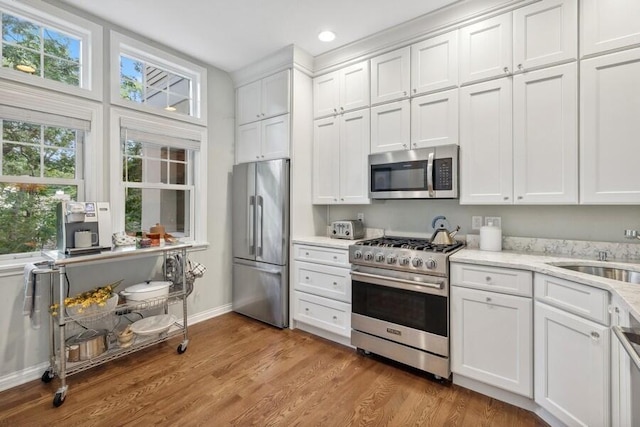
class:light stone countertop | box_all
[451,248,640,323]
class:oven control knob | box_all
[364,251,374,261]
[412,257,423,267]
[386,255,397,264]
[353,250,363,260]
[425,258,437,269]
[399,257,410,266]
[375,253,385,262]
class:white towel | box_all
[22,263,41,329]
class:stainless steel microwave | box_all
[369,145,458,199]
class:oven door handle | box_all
[350,271,443,293]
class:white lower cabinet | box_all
[534,274,611,427]
[292,243,351,342]
[451,262,533,397]
[451,286,532,397]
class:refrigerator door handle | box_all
[248,195,255,255]
[256,195,263,257]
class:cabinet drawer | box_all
[293,291,351,337]
[451,262,533,297]
[534,274,609,325]
[294,244,349,267]
[293,261,351,303]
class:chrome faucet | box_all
[624,229,640,240]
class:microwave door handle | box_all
[248,196,255,255]
[427,152,435,197]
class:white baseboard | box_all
[0,361,51,393]
[0,303,233,393]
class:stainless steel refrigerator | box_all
[232,158,289,328]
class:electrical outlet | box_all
[471,216,483,230]
[357,213,364,222]
[485,216,502,228]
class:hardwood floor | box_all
[0,313,547,426]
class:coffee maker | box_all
[56,201,112,255]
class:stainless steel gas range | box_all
[348,236,464,379]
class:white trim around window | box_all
[0,0,103,100]
[110,31,207,126]
[109,107,208,244]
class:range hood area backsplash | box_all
[327,200,640,245]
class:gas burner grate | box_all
[355,237,463,253]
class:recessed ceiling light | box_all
[16,64,36,73]
[318,31,336,42]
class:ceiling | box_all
[58,0,458,72]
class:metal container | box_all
[66,329,108,361]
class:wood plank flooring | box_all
[0,313,547,426]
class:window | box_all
[110,108,207,243]
[120,55,193,115]
[121,131,193,237]
[110,31,206,124]
[0,80,101,259]
[2,11,81,86]
[0,0,102,98]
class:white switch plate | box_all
[485,216,502,228]
[357,213,364,222]
[472,216,483,230]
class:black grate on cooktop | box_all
[356,237,463,253]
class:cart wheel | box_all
[177,343,187,354]
[41,369,54,383]
[53,392,65,407]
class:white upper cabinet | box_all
[513,63,578,204]
[460,0,577,85]
[513,0,577,70]
[370,100,410,154]
[581,48,640,203]
[459,14,513,85]
[459,78,513,204]
[314,60,370,119]
[370,47,410,105]
[411,31,459,96]
[581,0,640,57]
[313,110,370,204]
[236,69,290,125]
[410,89,459,149]
[236,114,290,164]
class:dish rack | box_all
[38,243,191,407]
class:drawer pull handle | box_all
[333,282,337,286]
[333,315,337,320]
[305,252,309,256]
[305,276,310,280]
[486,297,492,303]
[485,276,491,282]
[305,307,309,312]
[333,256,338,260]
[591,331,600,340]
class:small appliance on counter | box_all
[56,201,112,255]
[331,220,364,240]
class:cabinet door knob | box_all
[256,156,260,159]
[261,155,264,158]
[503,66,510,74]
[256,114,260,118]
[332,315,338,320]
[334,198,338,202]
[486,297,492,302]
[591,331,600,340]
[485,276,491,282]
[518,196,523,200]
[305,252,309,256]
[333,281,337,286]
[403,144,407,148]
[413,88,417,93]
[403,91,407,96]
[305,307,309,312]
[340,198,344,201]
[412,143,417,147]
[518,64,523,71]
[305,276,309,280]
[504,196,509,201]
[261,113,265,116]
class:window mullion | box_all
[40,124,45,178]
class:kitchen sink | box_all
[557,265,640,284]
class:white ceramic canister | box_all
[480,221,502,251]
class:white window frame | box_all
[110,107,207,244]
[0,0,103,100]
[0,80,103,264]
[110,31,207,126]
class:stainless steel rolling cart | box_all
[38,243,192,407]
